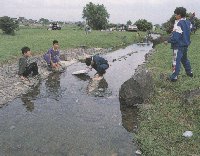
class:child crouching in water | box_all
[85,54,109,80]
[43,40,63,72]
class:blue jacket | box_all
[43,48,60,64]
[92,55,109,71]
[92,55,108,65]
[168,19,191,49]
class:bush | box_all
[0,16,19,35]
[134,19,153,31]
[162,12,200,34]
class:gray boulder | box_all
[119,66,154,107]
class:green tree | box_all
[187,12,200,31]
[134,19,153,31]
[162,12,200,34]
[0,16,19,35]
[127,20,132,25]
[39,18,49,25]
[162,15,176,34]
[194,18,200,29]
[82,2,109,30]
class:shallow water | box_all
[0,43,152,156]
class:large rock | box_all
[119,66,154,107]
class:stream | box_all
[0,43,153,156]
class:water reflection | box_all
[120,104,139,133]
[74,74,91,81]
[21,85,40,112]
[87,77,109,96]
[98,77,108,89]
[45,72,62,100]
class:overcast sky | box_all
[0,0,199,24]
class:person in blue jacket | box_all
[168,7,193,82]
[85,55,109,79]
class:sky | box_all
[0,0,199,25]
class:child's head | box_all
[53,40,59,50]
[85,57,92,66]
[21,46,31,57]
[174,7,186,20]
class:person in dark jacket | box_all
[18,47,38,80]
[168,7,193,82]
[85,55,109,79]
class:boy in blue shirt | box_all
[168,7,193,82]
[43,40,62,71]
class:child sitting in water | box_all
[43,40,62,71]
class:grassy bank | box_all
[0,26,144,63]
[136,30,200,155]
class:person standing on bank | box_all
[167,7,193,82]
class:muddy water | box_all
[0,43,152,156]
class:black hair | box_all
[21,46,30,55]
[85,57,92,66]
[53,40,58,45]
[174,7,187,17]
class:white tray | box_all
[72,69,88,75]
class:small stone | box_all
[17,144,22,149]
[183,131,193,138]
[135,150,142,155]
[98,88,104,92]
[10,125,16,130]
[111,153,118,156]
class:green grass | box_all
[0,26,144,63]
[136,30,200,156]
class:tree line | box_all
[162,12,200,34]
[0,2,199,35]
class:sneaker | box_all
[170,78,177,82]
[166,76,177,82]
[187,72,193,77]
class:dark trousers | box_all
[23,62,38,77]
[96,64,109,76]
[170,47,192,80]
